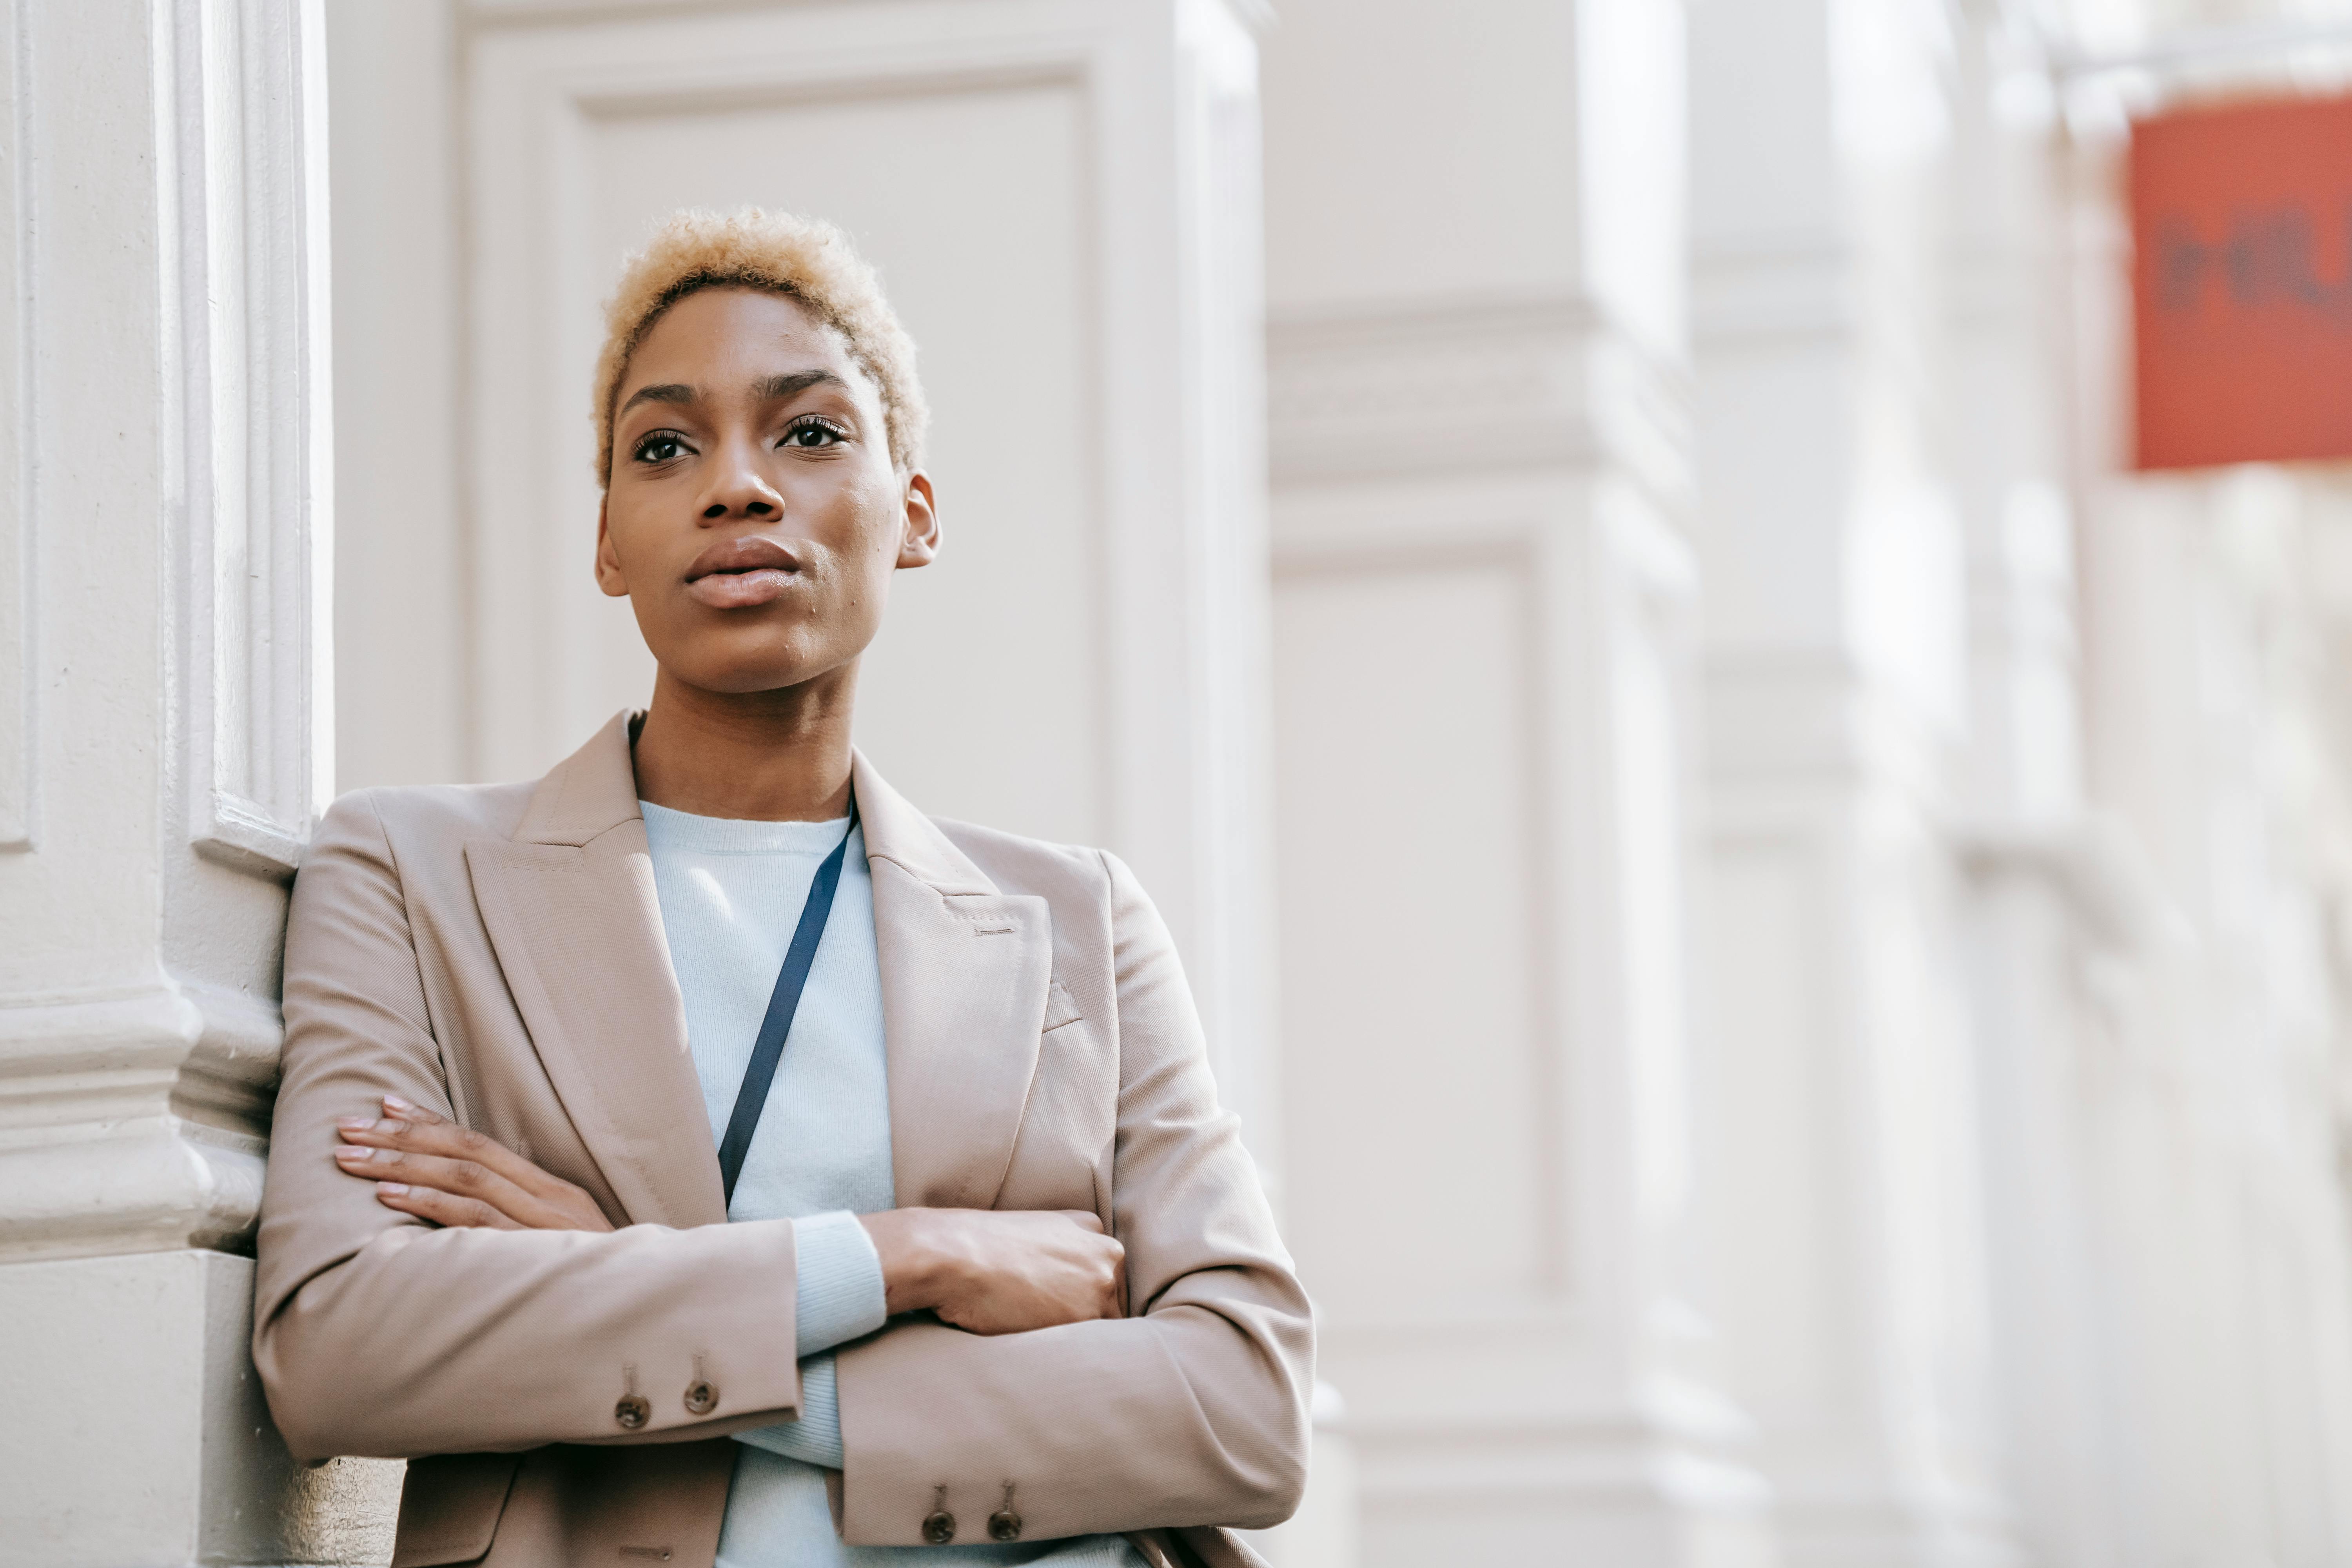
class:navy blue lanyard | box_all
[715,800,860,1208]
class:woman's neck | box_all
[630,665,857,821]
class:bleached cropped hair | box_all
[593,207,928,485]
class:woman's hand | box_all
[332,1096,616,1232]
[860,1207,1126,1336]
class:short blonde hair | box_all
[592,207,928,484]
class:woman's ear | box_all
[594,497,631,597]
[897,471,940,570]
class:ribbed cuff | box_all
[735,1351,846,1469]
[792,1209,887,1358]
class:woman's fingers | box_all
[332,1142,553,1227]
[370,1179,524,1230]
[343,1102,550,1196]
[332,1101,615,1231]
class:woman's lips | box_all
[687,567,795,609]
[683,535,805,610]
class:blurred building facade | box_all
[13,0,2352,1565]
[1267,0,2352,1563]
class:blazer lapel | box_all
[855,752,1051,1210]
[466,711,726,1229]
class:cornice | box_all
[1266,294,1693,504]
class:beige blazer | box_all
[252,713,1313,1568]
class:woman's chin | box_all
[656,648,841,699]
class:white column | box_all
[0,0,396,1562]
[1687,0,2024,1563]
[1261,1,1771,1563]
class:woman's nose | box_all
[699,450,783,521]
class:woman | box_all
[252,208,1312,1568]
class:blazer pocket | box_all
[1041,976,1085,1034]
[390,1452,521,1568]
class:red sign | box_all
[2132,94,2352,470]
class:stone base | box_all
[0,1249,400,1567]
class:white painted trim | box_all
[463,0,1276,35]
[167,0,334,881]
[0,0,29,854]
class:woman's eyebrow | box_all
[618,382,695,416]
[753,370,847,402]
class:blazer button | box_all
[613,1394,651,1430]
[921,1511,956,1544]
[683,1380,718,1415]
[988,1509,1023,1542]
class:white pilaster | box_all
[1688,0,2024,1563]
[0,0,392,1560]
[1261,1,1770,1562]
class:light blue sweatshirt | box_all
[639,802,1145,1568]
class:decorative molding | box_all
[463,0,1276,33]
[1955,815,2189,957]
[168,0,334,880]
[0,980,279,1261]
[1705,648,1951,798]
[0,0,29,853]
[1265,295,1692,506]
[1692,232,1854,347]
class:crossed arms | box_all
[249,793,1313,1543]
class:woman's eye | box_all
[782,421,845,449]
[633,434,690,464]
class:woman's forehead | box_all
[626,287,860,387]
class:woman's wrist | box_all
[857,1208,949,1316]
[857,1206,1122,1336]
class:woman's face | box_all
[595,287,936,697]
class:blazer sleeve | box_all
[251,791,808,1461]
[831,850,1315,1544]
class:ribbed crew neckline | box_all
[638,800,855,857]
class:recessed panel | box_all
[1272,559,1548,1316]
[1708,833,1842,1411]
[581,80,1098,841]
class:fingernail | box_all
[382,1095,414,1112]
[334,1145,371,1160]
[376,1181,408,1196]
[335,1117,372,1131]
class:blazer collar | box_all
[511,709,1000,899]
[512,710,643,847]
[477,710,1051,1222]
